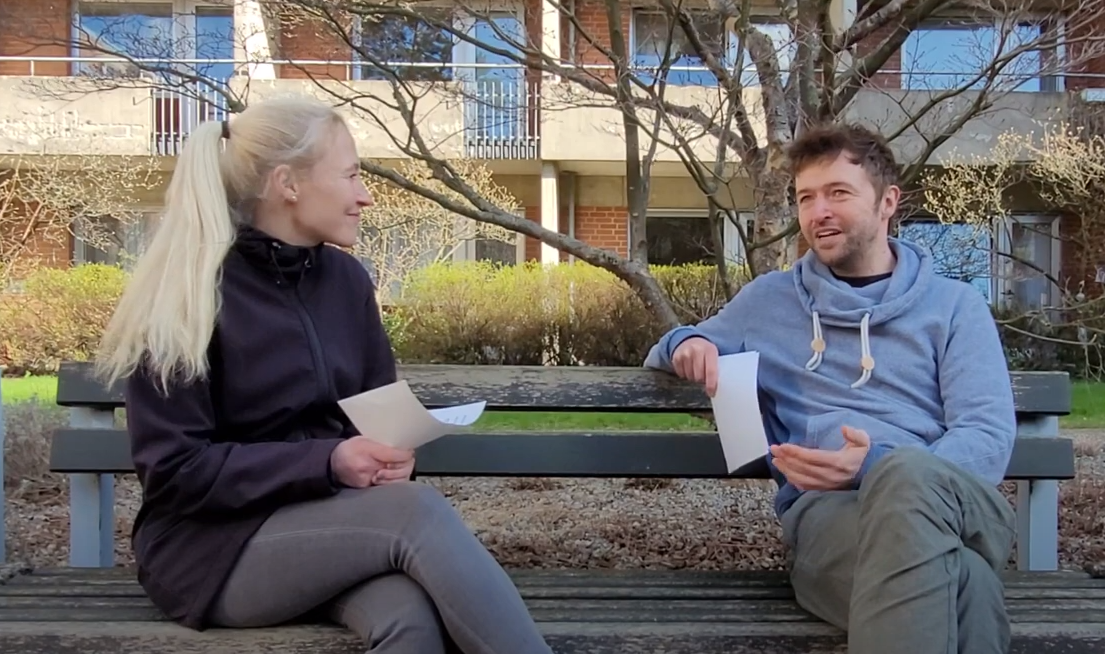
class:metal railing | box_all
[151,78,234,156]
[2,54,1101,161]
[1,56,542,160]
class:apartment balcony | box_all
[228,74,540,161]
[0,57,540,162]
[538,76,1072,167]
[0,74,153,157]
[0,56,1083,168]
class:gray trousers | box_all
[208,482,553,654]
[780,448,1017,654]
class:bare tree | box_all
[920,117,1105,375]
[0,154,161,284]
[358,158,520,300]
[9,0,1105,328]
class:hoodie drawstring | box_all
[804,311,825,371]
[804,311,875,389]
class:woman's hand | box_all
[330,436,415,488]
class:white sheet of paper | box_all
[337,380,486,450]
[710,351,769,472]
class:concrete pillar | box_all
[234,0,276,79]
[828,0,857,31]
[540,162,560,264]
[542,0,562,81]
[829,0,857,68]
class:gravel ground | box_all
[4,429,1104,574]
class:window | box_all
[897,214,1061,309]
[645,209,754,266]
[996,215,1060,310]
[902,18,1062,92]
[356,11,454,81]
[73,213,157,270]
[898,218,994,301]
[354,8,533,154]
[648,214,714,265]
[74,1,234,81]
[630,11,792,87]
[458,11,528,146]
[736,19,794,87]
[473,237,519,265]
[631,9,727,86]
[74,1,234,154]
[75,3,174,75]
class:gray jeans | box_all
[208,482,553,654]
[780,448,1017,654]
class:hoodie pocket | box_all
[803,410,919,451]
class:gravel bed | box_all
[4,429,1104,574]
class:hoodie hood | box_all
[792,237,933,388]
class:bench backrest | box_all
[48,361,1076,480]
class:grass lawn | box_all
[1,375,58,404]
[4,374,1105,431]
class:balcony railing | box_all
[152,79,233,156]
[1,56,541,160]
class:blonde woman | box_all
[96,96,553,654]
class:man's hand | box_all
[770,426,870,491]
[330,436,415,488]
[671,336,720,396]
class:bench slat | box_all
[50,428,1077,480]
[4,581,1104,601]
[56,361,1073,415]
[4,603,1105,624]
[4,570,1102,653]
[2,621,1102,654]
[8,567,1105,589]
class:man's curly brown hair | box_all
[786,123,900,197]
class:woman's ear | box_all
[271,164,299,203]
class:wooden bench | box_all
[3,361,1101,653]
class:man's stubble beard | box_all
[817,220,881,276]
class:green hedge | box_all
[0,264,127,375]
[387,260,739,366]
[1,262,1100,379]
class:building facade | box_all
[1,0,1103,310]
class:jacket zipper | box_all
[292,286,333,401]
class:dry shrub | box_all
[2,400,67,498]
[0,264,127,375]
[391,260,740,366]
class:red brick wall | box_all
[855,24,901,90]
[1063,9,1105,91]
[1058,212,1105,297]
[574,206,627,257]
[523,205,542,261]
[1,205,73,279]
[0,0,71,76]
[571,0,630,82]
[275,8,352,80]
[1061,14,1105,294]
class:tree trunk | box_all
[750,161,797,275]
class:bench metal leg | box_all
[1,377,6,565]
[1013,415,1061,572]
[68,407,117,568]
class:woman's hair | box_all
[95,96,348,392]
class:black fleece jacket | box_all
[125,225,397,630]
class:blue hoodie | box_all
[643,237,1016,516]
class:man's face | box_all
[794,151,899,275]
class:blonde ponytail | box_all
[96,120,234,391]
[96,96,347,392]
